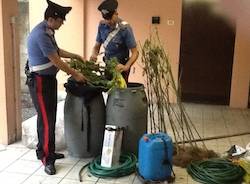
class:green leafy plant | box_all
[140,30,217,167]
[69,57,127,91]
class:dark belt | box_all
[31,72,56,78]
[103,56,128,65]
[26,72,56,87]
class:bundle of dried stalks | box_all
[140,30,217,167]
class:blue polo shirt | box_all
[27,20,58,75]
[96,19,136,64]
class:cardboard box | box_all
[101,125,123,168]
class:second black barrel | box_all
[106,83,148,155]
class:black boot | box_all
[37,152,65,160]
[44,162,56,175]
[52,152,65,159]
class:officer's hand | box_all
[72,72,87,83]
[90,55,97,62]
[116,64,130,72]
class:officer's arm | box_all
[125,47,139,69]
[118,24,138,71]
[90,42,101,61]
[116,47,138,72]
[47,52,86,82]
[58,49,84,61]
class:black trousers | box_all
[121,70,130,84]
[27,73,57,165]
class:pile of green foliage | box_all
[69,57,127,91]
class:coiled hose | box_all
[187,158,245,184]
[79,153,137,181]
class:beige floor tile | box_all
[80,181,97,184]
[60,178,95,184]
[242,135,250,146]
[0,163,10,172]
[202,111,214,121]
[7,141,27,149]
[0,147,29,161]
[217,138,231,145]
[114,173,136,183]
[34,163,74,178]
[0,171,29,184]
[77,158,95,165]
[80,172,99,182]
[97,177,116,183]
[20,149,39,162]
[54,163,77,177]
[65,162,87,181]
[22,175,62,184]
[229,137,245,147]
[132,176,143,184]
[175,175,188,183]
[5,160,42,174]
[187,176,201,184]
[0,144,7,151]
[203,140,218,147]
[55,156,80,165]
[0,103,247,184]
[0,158,18,172]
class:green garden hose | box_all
[187,158,245,184]
[89,153,137,178]
[79,153,137,181]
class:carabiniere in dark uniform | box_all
[91,0,139,83]
[26,0,86,175]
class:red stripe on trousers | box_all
[36,76,49,164]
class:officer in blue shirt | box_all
[90,0,139,83]
[26,0,86,175]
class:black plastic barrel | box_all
[64,79,105,158]
[106,83,148,155]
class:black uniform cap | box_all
[98,0,118,20]
[45,0,72,20]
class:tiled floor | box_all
[0,103,249,184]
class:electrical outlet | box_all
[167,19,174,26]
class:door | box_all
[179,1,235,105]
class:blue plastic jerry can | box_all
[138,133,173,181]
